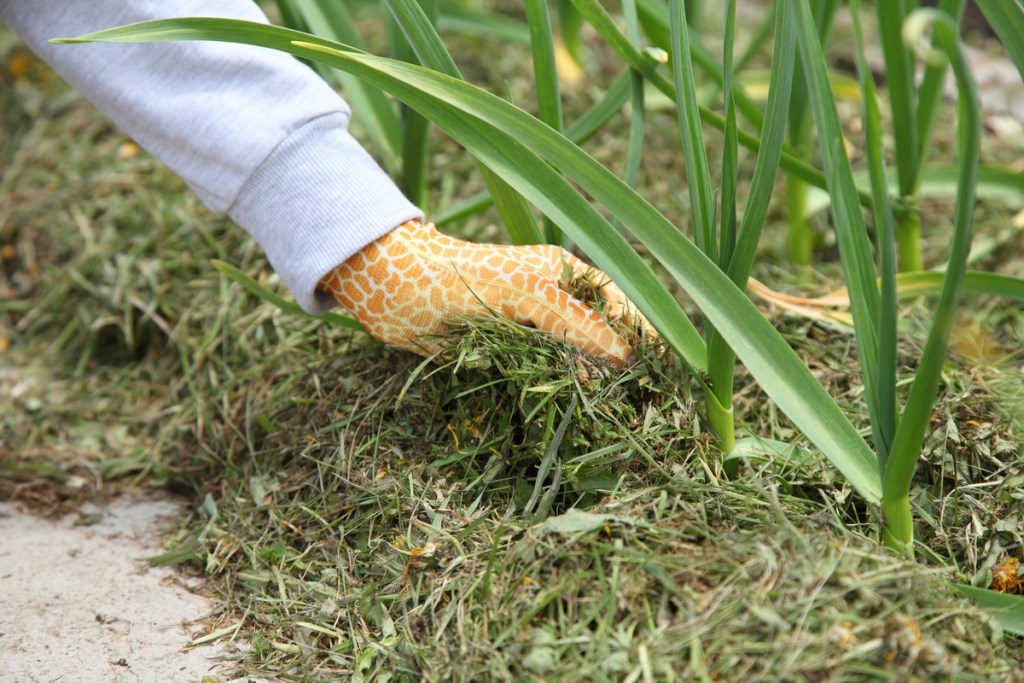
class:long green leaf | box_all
[788,0,840,155]
[386,0,452,74]
[802,165,1024,219]
[851,0,898,464]
[708,0,797,451]
[54,18,883,503]
[896,271,1024,302]
[913,0,966,189]
[434,70,634,227]
[726,2,795,286]
[883,9,981,554]
[791,0,883,451]
[569,0,875,213]
[784,0,839,266]
[718,0,738,272]
[668,0,714,257]
[621,0,646,193]
[635,0,767,131]
[525,0,566,246]
[705,0,740,446]
[387,0,437,209]
[385,0,542,245]
[975,0,1024,83]
[953,585,1024,636]
[278,0,402,171]
[876,0,919,197]
[525,0,564,133]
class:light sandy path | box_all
[0,496,265,683]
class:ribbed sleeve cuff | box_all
[228,112,423,314]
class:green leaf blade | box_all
[953,585,1024,636]
[885,10,982,538]
[791,0,883,454]
[384,0,542,245]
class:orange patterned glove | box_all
[317,220,649,365]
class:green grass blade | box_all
[477,177,544,245]
[975,0,1024,83]
[400,104,431,209]
[211,260,364,331]
[878,0,925,271]
[785,0,839,266]
[884,9,981,554]
[953,585,1024,637]
[55,17,884,503]
[669,0,714,258]
[385,0,453,76]
[387,0,437,209]
[525,0,566,246]
[385,0,542,244]
[851,0,898,464]
[788,0,840,153]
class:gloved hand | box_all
[317,220,650,365]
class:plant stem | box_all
[786,175,812,265]
[704,384,735,456]
[896,207,923,272]
[881,494,915,559]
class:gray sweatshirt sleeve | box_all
[0,0,423,314]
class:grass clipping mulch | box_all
[139,322,1022,682]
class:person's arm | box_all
[2,0,646,364]
[0,0,421,314]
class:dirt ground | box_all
[0,496,264,683]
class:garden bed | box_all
[1,2,1022,680]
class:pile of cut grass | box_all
[2,16,1023,682]
[144,320,1021,681]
